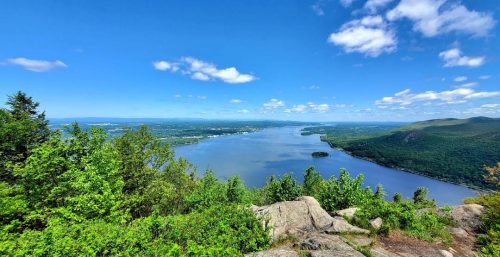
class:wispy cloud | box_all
[479,75,491,80]
[153,57,256,84]
[375,88,500,106]
[454,82,478,88]
[6,57,67,72]
[229,99,243,104]
[237,109,250,113]
[387,0,495,37]
[453,76,467,82]
[284,102,330,113]
[439,48,484,67]
[464,104,500,115]
[328,15,397,57]
[364,0,394,13]
[311,1,325,16]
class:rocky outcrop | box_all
[251,196,368,240]
[335,207,359,219]
[450,204,484,232]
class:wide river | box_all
[175,126,477,205]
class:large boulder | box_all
[335,207,359,219]
[450,204,484,232]
[251,196,368,240]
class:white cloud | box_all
[284,104,307,113]
[453,76,467,82]
[328,15,397,57]
[308,103,330,112]
[311,1,325,16]
[263,99,285,109]
[6,57,67,72]
[376,88,499,106]
[197,96,207,100]
[455,82,478,88]
[229,99,243,104]
[152,61,179,71]
[308,85,321,90]
[182,57,256,84]
[479,75,491,80]
[465,104,500,114]
[439,48,484,67]
[174,94,182,98]
[237,109,250,113]
[364,0,394,13]
[340,0,356,7]
[153,57,256,84]
[284,103,330,113]
[387,0,495,37]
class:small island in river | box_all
[311,151,329,157]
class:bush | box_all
[317,169,372,211]
[263,173,302,204]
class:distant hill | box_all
[312,117,500,189]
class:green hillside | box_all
[310,117,500,189]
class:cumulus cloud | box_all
[152,61,179,71]
[439,48,485,67]
[308,102,330,112]
[454,76,467,82]
[153,57,256,84]
[229,99,243,104]
[328,15,397,57]
[6,57,67,72]
[364,0,394,13]
[375,88,499,106]
[263,99,285,109]
[387,0,495,37]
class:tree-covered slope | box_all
[314,118,500,189]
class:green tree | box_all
[374,184,385,200]
[187,171,228,210]
[303,166,323,198]
[318,169,371,211]
[413,187,435,207]
[393,192,403,203]
[264,173,302,203]
[0,91,49,183]
[227,176,248,204]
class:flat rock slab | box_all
[335,207,359,219]
[309,250,366,257]
[245,247,299,257]
[325,217,370,234]
[451,204,484,232]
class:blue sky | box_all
[0,0,499,121]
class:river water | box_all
[175,126,476,205]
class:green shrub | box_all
[263,173,302,203]
[317,169,372,211]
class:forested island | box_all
[1,92,498,256]
[302,119,500,190]
[311,151,329,157]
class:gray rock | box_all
[370,217,383,230]
[439,249,453,257]
[335,207,359,219]
[448,227,469,238]
[451,204,484,232]
[299,233,350,250]
[251,196,368,240]
[245,247,299,257]
[325,217,370,234]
